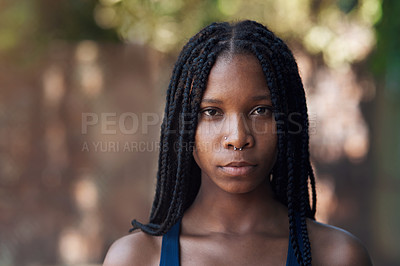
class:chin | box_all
[218,180,263,194]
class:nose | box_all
[223,113,255,150]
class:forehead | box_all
[202,53,270,102]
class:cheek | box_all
[192,125,207,167]
[192,122,219,167]
[255,125,278,165]
[194,122,217,147]
[259,136,277,155]
[251,117,276,135]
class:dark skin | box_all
[104,54,372,266]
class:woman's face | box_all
[193,53,278,194]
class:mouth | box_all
[219,161,257,176]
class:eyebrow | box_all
[201,98,223,104]
[251,95,270,101]
[201,95,270,104]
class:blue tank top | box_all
[160,217,305,266]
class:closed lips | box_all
[220,162,256,175]
[223,161,256,167]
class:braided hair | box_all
[130,20,317,266]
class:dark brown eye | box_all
[202,108,221,116]
[251,106,272,115]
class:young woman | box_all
[104,20,372,266]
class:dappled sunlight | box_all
[315,175,338,224]
[59,228,88,264]
[59,177,103,264]
[305,66,370,162]
[75,41,103,98]
[43,65,66,108]
[74,178,99,211]
[94,5,118,29]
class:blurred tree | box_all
[105,0,382,60]
[35,0,119,41]
[0,0,119,64]
[370,0,400,264]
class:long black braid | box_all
[130,20,317,266]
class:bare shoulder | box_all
[103,230,162,266]
[307,219,373,266]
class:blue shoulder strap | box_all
[159,219,181,266]
[160,216,305,266]
[286,214,305,266]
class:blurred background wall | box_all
[0,0,399,265]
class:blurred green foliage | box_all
[0,0,384,60]
[337,0,359,13]
[0,1,38,51]
[0,0,119,62]
[372,0,400,92]
[371,0,400,179]
[34,0,119,41]
[369,3,400,264]
[99,0,383,71]
[370,0,400,178]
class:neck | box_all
[183,174,287,235]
